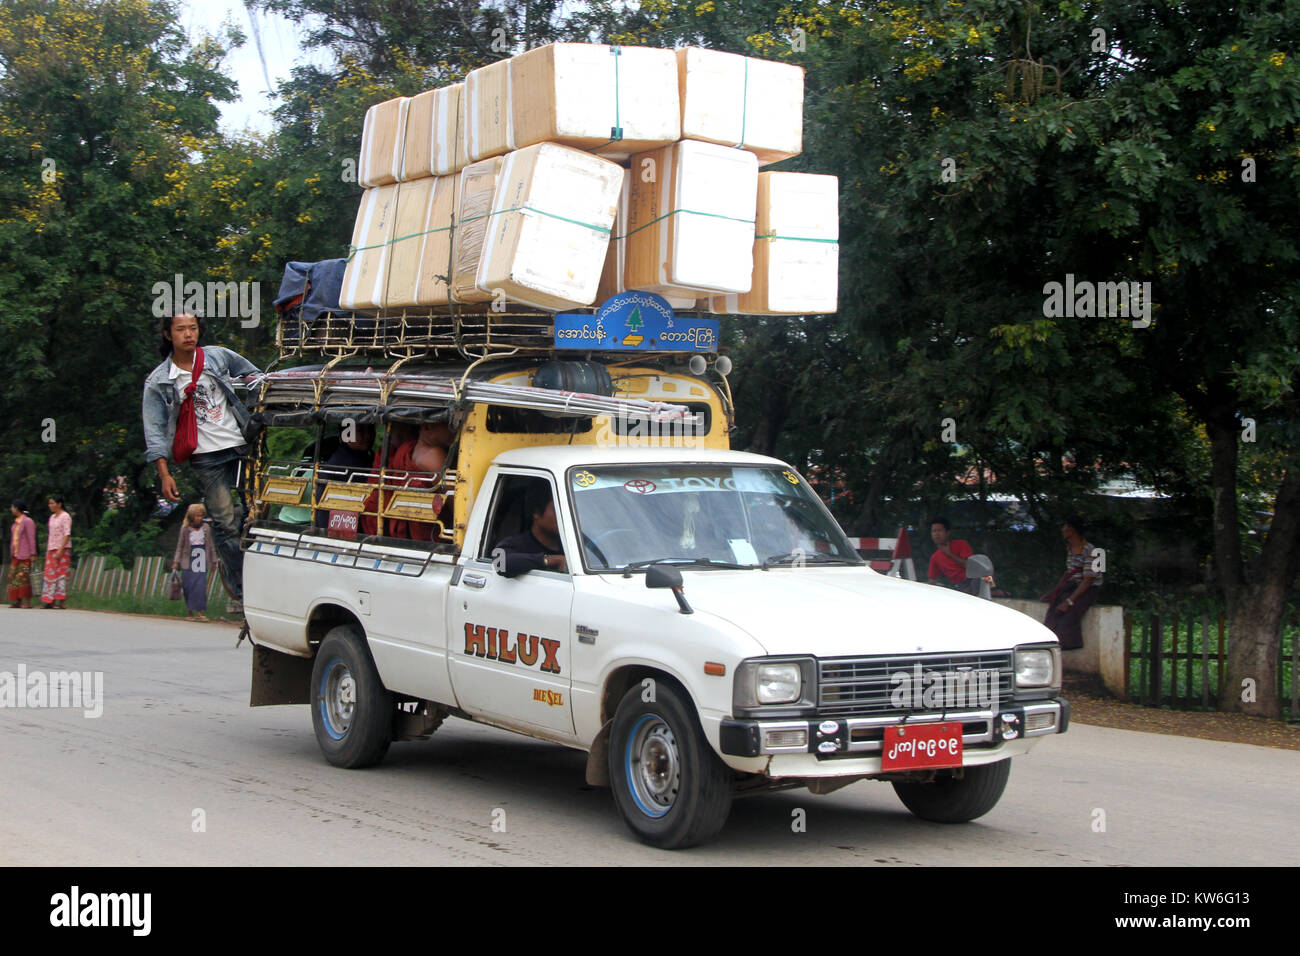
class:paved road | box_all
[1,609,1296,865]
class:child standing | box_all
[172,504,216,622]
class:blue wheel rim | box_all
[625,713,679,819]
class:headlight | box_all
[733,657,817,713]
[1014,646,1059,688]
[756,663,802,703]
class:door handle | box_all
[462,572,487,589]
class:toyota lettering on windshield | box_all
[568,465,863,572]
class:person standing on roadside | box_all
[927,516,977,594]
[1041,514,1103,650]
[172,503,216,622]
[7,500,36,608]
[41,495,72,608]
[141,312,261,614]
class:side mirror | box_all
[645,564,683,589]
[966,554,994,601]
[646,564,693,615]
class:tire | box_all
[608,680,733,849]
[892,758,1011,823]
[310,625,393,768]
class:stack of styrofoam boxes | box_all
[339,43,839,316]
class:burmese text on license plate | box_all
[881,722,963,771]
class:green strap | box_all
[756,231,839,243]
[463,204,613,234]
[347,204,611,259]
[596,45,624,150]
[612,207,757,241]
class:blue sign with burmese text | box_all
[554,292,718,352]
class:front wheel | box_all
[310,625,393,768]
[608,680,733,849]
[892,758,1011,823]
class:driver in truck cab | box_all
[492,484,567,577]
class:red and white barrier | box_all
[845,528,916,580]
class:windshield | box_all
[568,464,863,571]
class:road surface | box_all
[1,609,1296,865]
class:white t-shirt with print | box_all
[169,360,245,454]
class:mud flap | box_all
[585,719,613,787]
[250,644,313,706]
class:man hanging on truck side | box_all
[142,312,261,613]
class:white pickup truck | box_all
[245,437,1068,849]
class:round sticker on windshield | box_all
[623,479,656,495]
[782,470,799,484]
[573,470,596,487]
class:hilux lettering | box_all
[464,623,562,675]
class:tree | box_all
[777,0,1300,716]
[0,0,242,540]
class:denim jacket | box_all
[142,346,261,464]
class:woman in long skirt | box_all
[8,500,36,608]
[41,495,72,609]
[172,503,216,621]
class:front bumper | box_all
[719,696,1069,759]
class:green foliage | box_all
[77,508,166,564]
[265,426,316,462]
[0,0,245,559]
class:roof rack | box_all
[250,364,700,427]
[275,301,721,362]
[276,309,559,360]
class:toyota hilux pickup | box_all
[242,359,1067,849]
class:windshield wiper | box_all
[761,552,861,570]
[620,557,751,577]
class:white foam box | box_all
[450,157,504,304]
[511,43,680,161]
[340,183,400,310]
[384,175,461,307]
[464,59,514,162]
[597,176,698,309]
[625,139,758,298]
[475,142,624,311]
[676,47,803,166]
[401,84,469,180]
[358,96,410,187]
[707,172,838,315]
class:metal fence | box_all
[1125,610,1299,722]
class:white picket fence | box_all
[25,554,229,607]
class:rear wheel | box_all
[310,625,392,768]
[892,759,1011,823]
[608,680,733,849]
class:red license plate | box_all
[881,722,963,771]
[327,511,358,540]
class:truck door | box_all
[448,471,575,735]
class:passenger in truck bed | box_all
[360,422,453,540]
[314,423,376,529]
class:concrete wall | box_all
[994,598,1127,699]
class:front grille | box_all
[819,651,1015,717]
